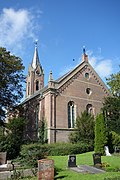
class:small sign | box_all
[68,155,77,167]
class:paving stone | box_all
[69,165,105,174]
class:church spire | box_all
[31,40,40,69]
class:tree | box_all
[106,66,120,96]
[0,47,25,121]
[69,111,95,144]
[94,113,107,155]
[103,96,120,134]
[0,117,26,159]
[102,67,120,134]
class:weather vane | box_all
[34,39,38,47]
[83,46,86,54]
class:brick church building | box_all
[21,44,110,143]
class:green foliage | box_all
[38,120,47,144]
[94,113,107,155]
[0,117,26,159]
[69,111,94,144]
[0,47,25,121]
[106,66,120,96]
[20,143,48,168]
[19,142,93,168]
[111,131,120,147]
[103,96,120,135]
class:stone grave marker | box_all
[38,159,54,180]
[93,153,101,167]
[0,152,7,165]
[68,155,77,167]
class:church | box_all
[21,44,110,143]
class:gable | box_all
[55,61,110,97]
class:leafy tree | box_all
[103,96,120,134]
[102,67,120,135]
[94,113,107,155]
[69,111,95,143]
[0,117,26,159]
[106,66,120,96]
[0,47,25,122]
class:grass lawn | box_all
[20,152,120,180]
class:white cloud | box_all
[88,50,113,78]
[0,8,41,53]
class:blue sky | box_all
[0,0,120,97]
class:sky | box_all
[0,0,120,98]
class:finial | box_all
[83,46,86,54]
[34,39,38,47]
[49,70,53,82]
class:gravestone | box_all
[93,153,101,167]
[68,155,77,167]
[114,146,120,153]
[0,152,7,165]
[38,159,54,180]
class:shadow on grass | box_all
[54,166,68,179]
[54,175,67,179]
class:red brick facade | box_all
[22,47,110,143]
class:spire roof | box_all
[31,41,40,69]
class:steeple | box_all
[26,41,44,97]
[31,40,40,69]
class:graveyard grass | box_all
[21,152,120,180]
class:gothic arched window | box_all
[86,104,93,114]
[68,101,75,128]
[36,80,39,91]
[28,82,30,95]
[35,104,39,130]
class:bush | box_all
[0,117,26,159]
[107,131,120,153]
[19,142,94,168]
[69,111,95,144]
[20,143,49,167]
[94,113,107,155]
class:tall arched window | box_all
[86,104,93,114]
[36,80,39,91]
[35,104,39,130]
[28,82,30,95]
[68,101,75,128]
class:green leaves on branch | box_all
[0,47,25,120]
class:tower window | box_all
[68,101,75,128]
[36,80,39,91]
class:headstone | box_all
[114,146,120,153]
[68,155,77,167]
[38,159,54,180]
[93,153,101,167]
[0,152,7,165]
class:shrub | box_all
[94,113,107,155]
[69,111,95,144]
[20,143,49,167]
[19,142,94,168]
[0,117,26,159]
